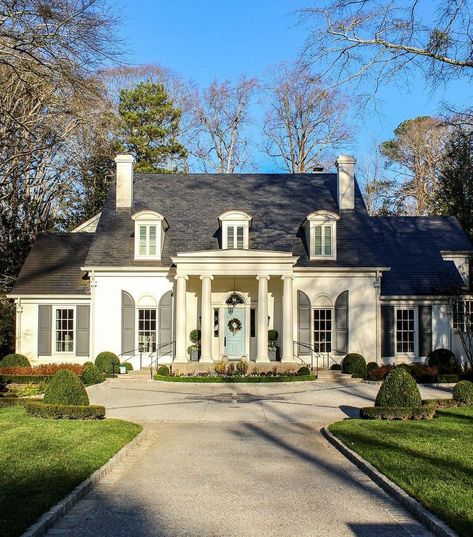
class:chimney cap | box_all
[335,155,356,165]
[114,154,135,164]
[313,165,324,172]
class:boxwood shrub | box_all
[298,366,311,376]
[0,354,30,368]
[0,397,38,408]
[0,374,52,384]
[427,348,457,373]
[422,398,462,408]
[330,363,342,370]
[121,362,133,371]
[437,374,459,384]
[25,401,105,419]
[95,351,120,375]
[342,353,367,378]
[81,365,105,386]
[157,365,170,376]
[360,405,435,420]
[367,362,379,373]
[375,367,422,407]
[453,380,473,405]
[44,370,89,406]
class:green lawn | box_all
[329,408,473,536]
[0,407,142,537]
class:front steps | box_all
[316,368,363,384]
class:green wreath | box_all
[228,318,242,335]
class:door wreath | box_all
[228,318,242,335]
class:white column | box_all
[174,275,188,363]
[256,275,270,362]
[200,274,213,363]
[281,276,294,362]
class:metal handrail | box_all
[149,341,175,379]
[293,340,323,376]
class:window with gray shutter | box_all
[335,290,349,354]
[381,305,395,358]
[38,305,52,356]
[76,305,90,357]
[159,291,173,354]
[297,290,311,355]
[418,305,432,357]
[122,291,135,355]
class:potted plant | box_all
[188,329,201,361]
[268,329,280,361]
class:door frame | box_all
[218,292,251,359]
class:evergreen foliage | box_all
[44,370,89,406]
[95,351,120,375]
[342,353,367,378]
[375,367,422,407]
[453,381,473,405]
[0,354,30,368]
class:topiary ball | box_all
[375,367,421,407]
[342,353,367,378]
[189,330,201,344]
[453,380,473,405]
[268,329,279,342]
[95,351,120,375]
[83,361,94,368]
[122,362,133,371]
[367,362,379,373]
[0,353,30,368]
[395,363,412,373]
[44,370,89,406]
[157,365,170,376]
[330,363,342,370]
[81,365,105,386]
[298,366,311,376]
[427,348,457,373]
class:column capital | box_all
[174,274,189,281]
[199,273,214,281]
[256,274,270,281]
[281,275,294,281]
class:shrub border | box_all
[0,397,39,407]
[154,374,317,383]
[20,428,146,537]
[25,402,105,420]
[0,374,52,384]
[359,405,435,420]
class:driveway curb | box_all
[21,428,147,537]
[322,427,458,537]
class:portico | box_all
[171,250,299,364]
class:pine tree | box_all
[117,82,187,173]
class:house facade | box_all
[9,155,473,370]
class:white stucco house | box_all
[8,154,473,370]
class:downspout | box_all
[90,271,96,360]
[374,271,382,363]
[15,298,22,354]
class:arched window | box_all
[132,210,168,260]
[225,293,245,306]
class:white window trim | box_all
[132,210,167,261]
[305,211,339,261]
[219,210,252,250]
[394,305,419,358]
[312,306,334,354]
[53,305,75,355]
[136,306,158,353]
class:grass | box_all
[0,406,142,537]
[154,374,317,383]
[329,407,473,536]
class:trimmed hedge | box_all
[44,370,89,406]
[95,351,120,375]
[437,374,459,384]
[0,354,30,368]
[121,362,133,371]
[360,405,435,420]
[0,397,38,408]
[422,398,463,408]
[428,348,457,373]
[25,401,105,420]
[0,375,52,384]
[157,365,170,376]
[367,362,379,373]
[342,353,367,378]
[298,366,311,376]
[453,380,473,405]
[81,365,105,386]
[375,367,422,407]
[330,363,342,370]
[154,374,317,383]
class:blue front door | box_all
[224,308,246,357]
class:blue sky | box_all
[116,0,472,172]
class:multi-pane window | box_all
[56,308,74,352]
[453,300,473,333]
[138,309,157,352]
[314,309,332,353]
[226,225,245,249]
[138,224,158,257]
[314,225,333,257]
[396,309,415,353]
[213,308,219,337]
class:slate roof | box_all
[12,172,473,296]
[11,233,92,295]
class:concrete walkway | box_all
[44,379,453,537]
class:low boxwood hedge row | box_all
[0,397,38,407]
[154,374,317,383]
[421,398,464,408]
[360,405,435,420]
[437,374,460,383]
[0,375,52,384]
[25,401,106,420]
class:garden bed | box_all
[0,406,141,537]
[329,407,473,536]
[154,374,316,383]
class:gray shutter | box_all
[418,305,432,357]
[38,305,52,356]
[335,291,349,354]
[297,290,311,355]
[381,305,395,358]
[159,291,173,355]
[76,305,90,357]
[122,291,135,355]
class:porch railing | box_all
[149,341,175,379]
[292,341,323,376]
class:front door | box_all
[224,307,246,358]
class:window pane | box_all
[314,226,322,256]
[314,308,332,353]
[56,308,74,353]
[236,226,244,249]
[396,308,415,353]
[149,226,157,256]
[227,226,234,248]
[138,308,157,352]
[324,226,332,256]
[139,226,147,255]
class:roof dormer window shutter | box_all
[132,211,168,260]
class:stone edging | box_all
[322,427,458,537]
[21,429,146,537]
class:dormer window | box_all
[305,211,339,261]
[219,210,252,250]
[132,210,168,260]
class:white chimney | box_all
[336,155,356,210]
[115,154,135,209]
